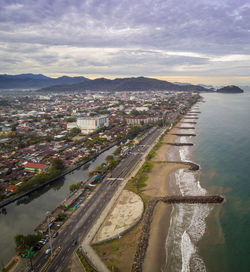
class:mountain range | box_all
[0,73,214,92]
[0,74,88,89]
[38,76,211,92]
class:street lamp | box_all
[46,211,53,256]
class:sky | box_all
[0,0,250,85]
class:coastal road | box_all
[31,127,162,272]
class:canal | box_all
[0,145,117,266]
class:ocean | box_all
[165,91,250,271]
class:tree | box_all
[105,155,114,162]
[51,158,64,170]
[113,146,121,155]
[70,127,81,137]
[69,181,82,192]
[14,233,41,255]
[58,213,66,220]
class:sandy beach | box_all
[143,202,172,272]
[143,120,190,271]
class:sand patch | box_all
[143,202,172,272]
[93,190,144,243]
[143,162,189,198]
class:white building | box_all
[76,115,109,134]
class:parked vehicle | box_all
[45,248,51,255]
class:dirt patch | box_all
[93,220,144,272]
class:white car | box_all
[45,249,51,255]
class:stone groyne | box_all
[175,127,196,129]
[166,142,194,146]
[183,121,197,124]
[155,161,200,171]
[172,133,196,137]
[166,161,199,171]
[184,117,199,119]
[159,195,224,204]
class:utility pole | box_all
[46,211,53,256]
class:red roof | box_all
[7,185,17,191]
[25,162,46,169]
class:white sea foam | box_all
[175,169,207,196]
[181,231,195,272]
[164,129,212,272]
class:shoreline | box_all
[143,202,172,272]
[143,111,201,271]
[142,119,187,271]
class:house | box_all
[6,185,17,192]
[24,162,47,173]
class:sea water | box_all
[164,91,250,271]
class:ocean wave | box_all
[181,230,195,272]
[175,169,207,196]
[165,126,212,272]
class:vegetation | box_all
[16,159,65,193]
[113,146,121,156]
[69,127,81,137]
[1,258,18,272]
[57,212,67,221]
[51,158,65,170]
[14,233,41,255]
[76,249,97,272]
[69,181,82,192]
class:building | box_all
[126,116,160,126]
[24,162,47,173]
[76,115,109,134]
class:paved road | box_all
[32,127,162,272]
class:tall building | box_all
[76,115,109,134]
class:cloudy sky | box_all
[1,0,250,85]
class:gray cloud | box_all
[0,0,250,84]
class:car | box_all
[36,242,44,248]
[44,237,50,243]
[53,232,58,238]
[33,245,41,251]
[45,248,51,255]
[72,240,77,246]
[38,240,46,245]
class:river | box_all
[0,145,117,266]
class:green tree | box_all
[113,146,121,156]
[58,213,66,220]
[106,155,114,162]
[70,127,81,137]
[51,158,64,170]
[14,233,41,255]
[69,181,82,192]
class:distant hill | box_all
[0,74,89,89]
[217,85,244,93]
[39,76,210,92]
